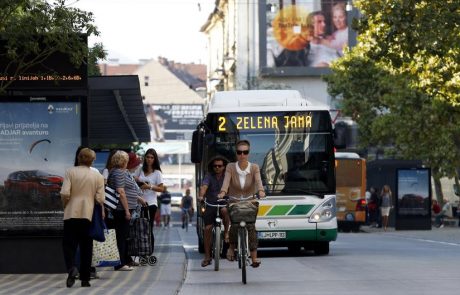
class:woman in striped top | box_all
[108,150,147,271]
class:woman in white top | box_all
[134,148,164,242]
[102,150,117,185]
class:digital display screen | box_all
[213,111,330,133]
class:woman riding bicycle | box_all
[217,140,266,268]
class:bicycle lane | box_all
[177,226,295,295]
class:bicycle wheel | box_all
[214,225,221,271]
[185,212,189,232]
[237,228,242,269]
[240,228,247,284]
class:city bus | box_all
[335,152,367,232]
[191,90,337,255]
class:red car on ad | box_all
[4,170,63,200]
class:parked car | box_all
[3,170,63,200]
[170,192,183,207]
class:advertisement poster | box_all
[145,104,203,141]
[0,102,81,235]
[265,0,349,70]
[397,169,431,216]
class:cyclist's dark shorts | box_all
[203,206,225,226]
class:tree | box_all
[325,0,460,201]
[0,0,105,90]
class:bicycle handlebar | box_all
[203,198,228,208]
[226,195,263,201]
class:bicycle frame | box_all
[203,199,227,271]
[227,195,259,284]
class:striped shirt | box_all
[108,168,142,210]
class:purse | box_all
[104,185,120,210]
[89,203,106,242]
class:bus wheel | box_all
[288,245,301,255]
[313,242,329,255]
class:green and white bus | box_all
[192,90,337,255]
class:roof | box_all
[208,90,329,113]
[135,59,204,105]
[88,75,151,145]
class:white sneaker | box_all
[118,265,133,271]
[439,224,444,228]
[189,223,192,227]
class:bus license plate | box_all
[258,231,286,239]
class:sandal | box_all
[250,260,261,268]
[201,259,212,267]
[226,249,235,261]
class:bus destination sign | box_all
[217,113,313,132]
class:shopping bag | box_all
[89,203,106,242]
[92,229,120,267]
[228,201,258,223]
[128,214,153,257]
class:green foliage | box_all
[0,0,106,89]
[326,0,460,178]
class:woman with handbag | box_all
[107,150,147,271]
[60,148,105,288]
[217,140,266,267]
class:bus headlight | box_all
[308,198,336,223]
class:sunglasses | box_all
[213,165,224,168]
[236,150,249,155]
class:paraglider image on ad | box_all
[0,102,81,235]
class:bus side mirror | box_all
[334,121,347,149]
[191,130,204,163]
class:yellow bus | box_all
[335,152,367,232]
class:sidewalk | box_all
[360,223,460,245]
[0,225,188,295]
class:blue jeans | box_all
[435,214,446,226]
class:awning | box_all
[87,75,150,145]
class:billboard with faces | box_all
[260,0,355,76]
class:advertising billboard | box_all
[260,0,353,76]
[145,104,203,141]
[396,168,431,216]
[0,101,81,235]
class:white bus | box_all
[191,90,337,255]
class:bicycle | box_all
[202,198,228,271]
[227,195,260,284]
[181,207,190,232]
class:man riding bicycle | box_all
[197,156,230,267]
[180,188,194,228]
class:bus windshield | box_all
[205,111,335,196]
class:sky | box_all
[70,0,215,64]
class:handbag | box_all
[89,203,106,242]
[92,229,120,267]
[104,185,120,210]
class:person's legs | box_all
[203,224,213,262]
[220,207,230,242]
[78,220,92,283]
[247,223,260,266]
[62,219,78,272]
[113,210,131,267]
[147,205,157,250]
